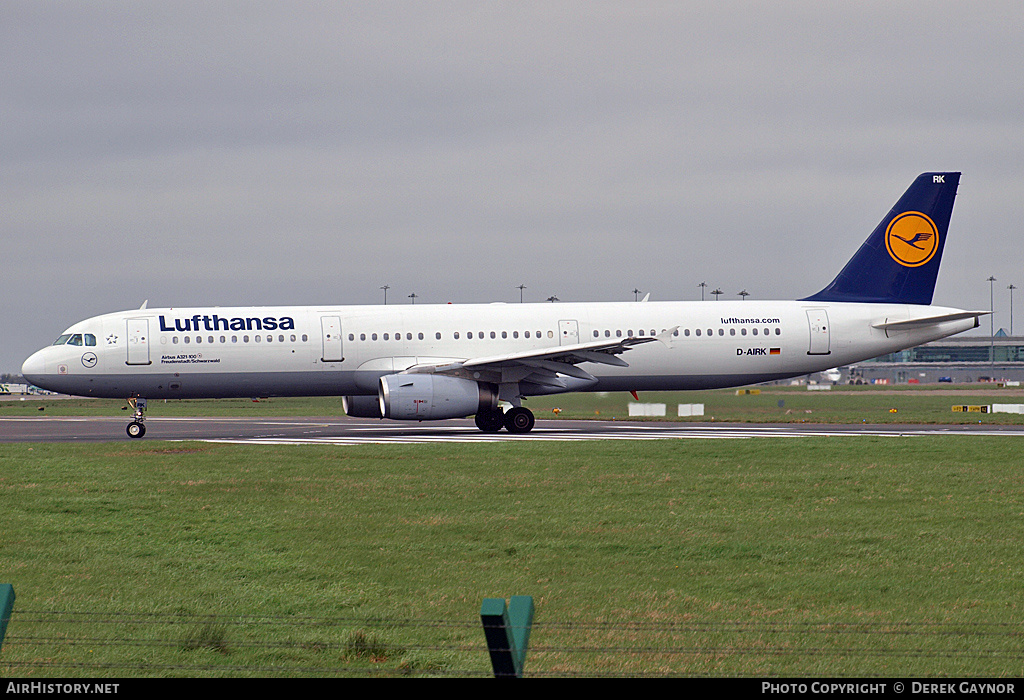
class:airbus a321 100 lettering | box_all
[23,172,983,438]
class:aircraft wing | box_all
[403,329,675,390]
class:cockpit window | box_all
[84,334,96,346]
[53,334,71,345]
[67,334,84,346]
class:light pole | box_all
[408,293,418,304]
[698,281,707,301]
[547,295,559,303]
[517,284,527,303]
[380,284,390,305]
[633,288,641,301]
[1009,284,1016,335]
[711,288,723,301]
[988,277,996,333]
[988,276,996,365]
[738,289,749,301]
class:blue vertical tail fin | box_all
[801,172,960,305]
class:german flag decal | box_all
[769,348,781,355]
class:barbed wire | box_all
[12,609,1023,634]
[1,659,491,677]
[6,635,1023,660]
[4,609,1020,677]
[11,609,473,629]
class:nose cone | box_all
[21,349,47,386]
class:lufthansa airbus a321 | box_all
[23,173,983,438]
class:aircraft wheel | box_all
[127,421,146,439]
[474,409,505,433]
[504,407,535,434]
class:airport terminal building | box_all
[847,331,1024,384]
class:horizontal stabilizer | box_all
[872,311,987,331]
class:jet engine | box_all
[342,395,383,418]
[378,374,497,420]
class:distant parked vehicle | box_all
[938,377,953,383]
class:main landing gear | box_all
[474,406,535,434]
[126,397,147,439]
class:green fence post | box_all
[480,595,534,678]
[0,584,14,654]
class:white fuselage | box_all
[22,300,977,400]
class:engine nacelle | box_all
[378,374,497,420]
[342,395,383,418]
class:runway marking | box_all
[188,425,990,446]
[5,415,1023,445]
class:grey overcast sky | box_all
[3,1,1023,372]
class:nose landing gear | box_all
[126,397,147,438]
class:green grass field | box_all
[2,437,1022,677]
